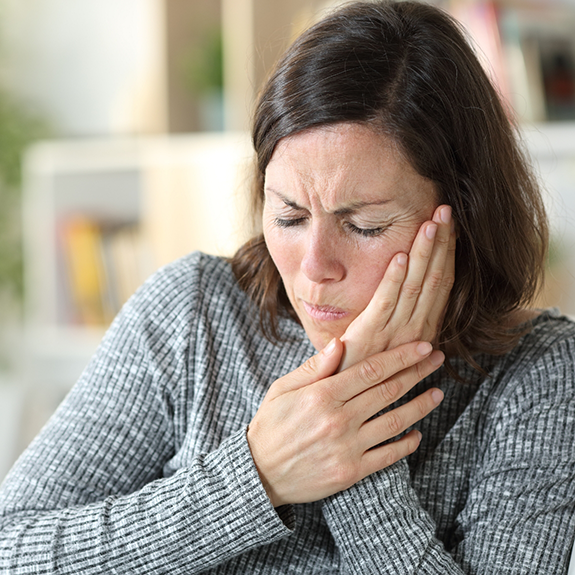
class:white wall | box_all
[0,0,166,136]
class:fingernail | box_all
[440,206,452,225]
[396,253,407,266]
[323,338,337,356]
[429,350,445,367]
[417,342,433,356]
[431,389,444,405]
[416,430,422,442]
[425,223,437,240]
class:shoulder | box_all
[475,310,575,451]
[135,251,234,304]
[118,251,243,323]
[97,252,248,363]
[490,310,575,395]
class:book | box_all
[59,218,155,326]
[59,217,110,326]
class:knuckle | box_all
[426,271,444,292]
[358,356,383,385]
[415,355,433,379]
[413,395,430,419]
[332,461,358,489]
[377,296,396,315]
[435,232,451,246]
[379,446,397,469]
[442,271,455,290]
[376,378,401,405]
[384,410,403,435]
[300,355,319,377]
[305,386,331,411]
[401,281,422,299]
[310,406,348,440]
[323,413,346,437]
[395,345,413,370]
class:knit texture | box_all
[1,252,574,573]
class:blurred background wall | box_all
[1,0,575,480]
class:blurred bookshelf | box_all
[443,0,575,124]
[23,132,253,323]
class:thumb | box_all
[275,337,343,394]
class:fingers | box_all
[352,252,408,333]
[391,204,455,344]
[358,386,443,453]
[338,253,407,371]
[329,341,435,403]
[392,221,437,320]
[359,428,424,478]
[350,348,444,422]
[273,337,344,395]
[250,340,443,506]
[393,205,450,320]
[423,209,456,338]
[337,204,455,370]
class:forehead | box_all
[265,123,435,208]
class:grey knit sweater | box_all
[1,252,575,574]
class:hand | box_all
[338,205,455,371]
[247,338,444,507]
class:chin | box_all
[306,326,346,352]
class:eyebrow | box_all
[266,188,393,215]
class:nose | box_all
[300,223,345,284]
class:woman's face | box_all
[263,123,438,351]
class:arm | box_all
[322,326,575,574]
[322,460,465,574]
[450,334,575,572]
[0,258,289,573]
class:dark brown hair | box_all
[231,0,548,371]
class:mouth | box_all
[302,301,349,322]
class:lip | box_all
[302,301,349,322]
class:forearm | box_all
[0,427,292,574]
[322,459,464,575]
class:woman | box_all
[1,1,574,573]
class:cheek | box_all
[343,230,417,309]
[263,225,299,284]
[346,251,394,305]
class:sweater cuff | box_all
[321,460,442,574]
[322,458,419,532]
[196,425,294,549]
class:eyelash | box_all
[344,222,386,237]
[274,217,305,229]
[273,217,386,238]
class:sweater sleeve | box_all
[0,256,291,573]
[322,334,575,574]
[322,461,465,574]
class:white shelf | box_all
[22,132,253,328]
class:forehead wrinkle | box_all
[333,198,393,215]
[277,154,352,213]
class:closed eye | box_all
[345,222,387,237]
[274,217,306,228]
